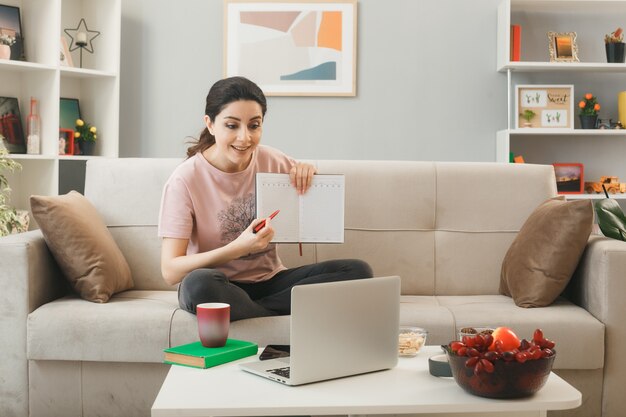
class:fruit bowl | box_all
[444,328,556,399]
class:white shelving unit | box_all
[1,0,120,219]
[496,0,626,201]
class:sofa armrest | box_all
[568,234,626,416]
[0,230,67,311]
[569,235,626,323]
[0,230,67,416]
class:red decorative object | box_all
[1,113,24,145]
[511,25,521,61]
[59,128,75,156]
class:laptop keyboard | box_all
[268,367,290,378]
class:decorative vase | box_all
[80,141,96,156]
[579,114,598,129]
[0,44,10,60]
[606,42,626,63]
[618,91,626,126]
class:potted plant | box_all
[605,27,625,63]
[578,93,601,129]
[0,145,29,236]
[519,109,536,127]
[0,33,16,60]
[73,118,98,155]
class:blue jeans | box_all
[178,259,373,321]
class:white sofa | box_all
[1,158,624,417]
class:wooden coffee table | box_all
[151,346,581,417]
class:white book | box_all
[255,173,345,243]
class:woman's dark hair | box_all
[186,76,267,158]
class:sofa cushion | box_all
[27,291,603,370]
[27,291,291,362]
[108,226,171,291]
[27,291,177,362]
[438,295,604,370]
[30,191,133,303]
[398,296,456,343]
[84,158,183,227]
[500,198,593,307]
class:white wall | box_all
[119,0,506,161]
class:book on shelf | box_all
[163,338,258,369]
[511,24,521,61]
[255,173,345,243]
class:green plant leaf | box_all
[594,198,626,241]
[0,149,26,236]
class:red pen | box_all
[253,209,280,233]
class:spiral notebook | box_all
[255,173,344,243]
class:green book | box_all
[163,339,258,369]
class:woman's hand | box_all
[160,218,275,285]
[231,217,275,257]
[289,162,317,195]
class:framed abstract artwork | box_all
[224,0,357,96]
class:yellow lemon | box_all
[76,119,84,127]
[90,126,97,133]
[74,132,80,138]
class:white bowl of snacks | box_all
[398,326,428,357]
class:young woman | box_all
[158,76,372,321]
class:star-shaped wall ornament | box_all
[64,18,100,54]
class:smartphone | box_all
[259,344,290,361]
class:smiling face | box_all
[203,100,263,173]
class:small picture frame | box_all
[0,96,25,153]
[59,128,75,155]
[515,85,574,129]
[548,31,579,62]
[60,36,73,67]
[0,5,24,61]
[59,97,81,130]
[553,163,584,194]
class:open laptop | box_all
[239,275,400,386]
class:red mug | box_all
[196,303,230,348]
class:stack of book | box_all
[164,338,258,369]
